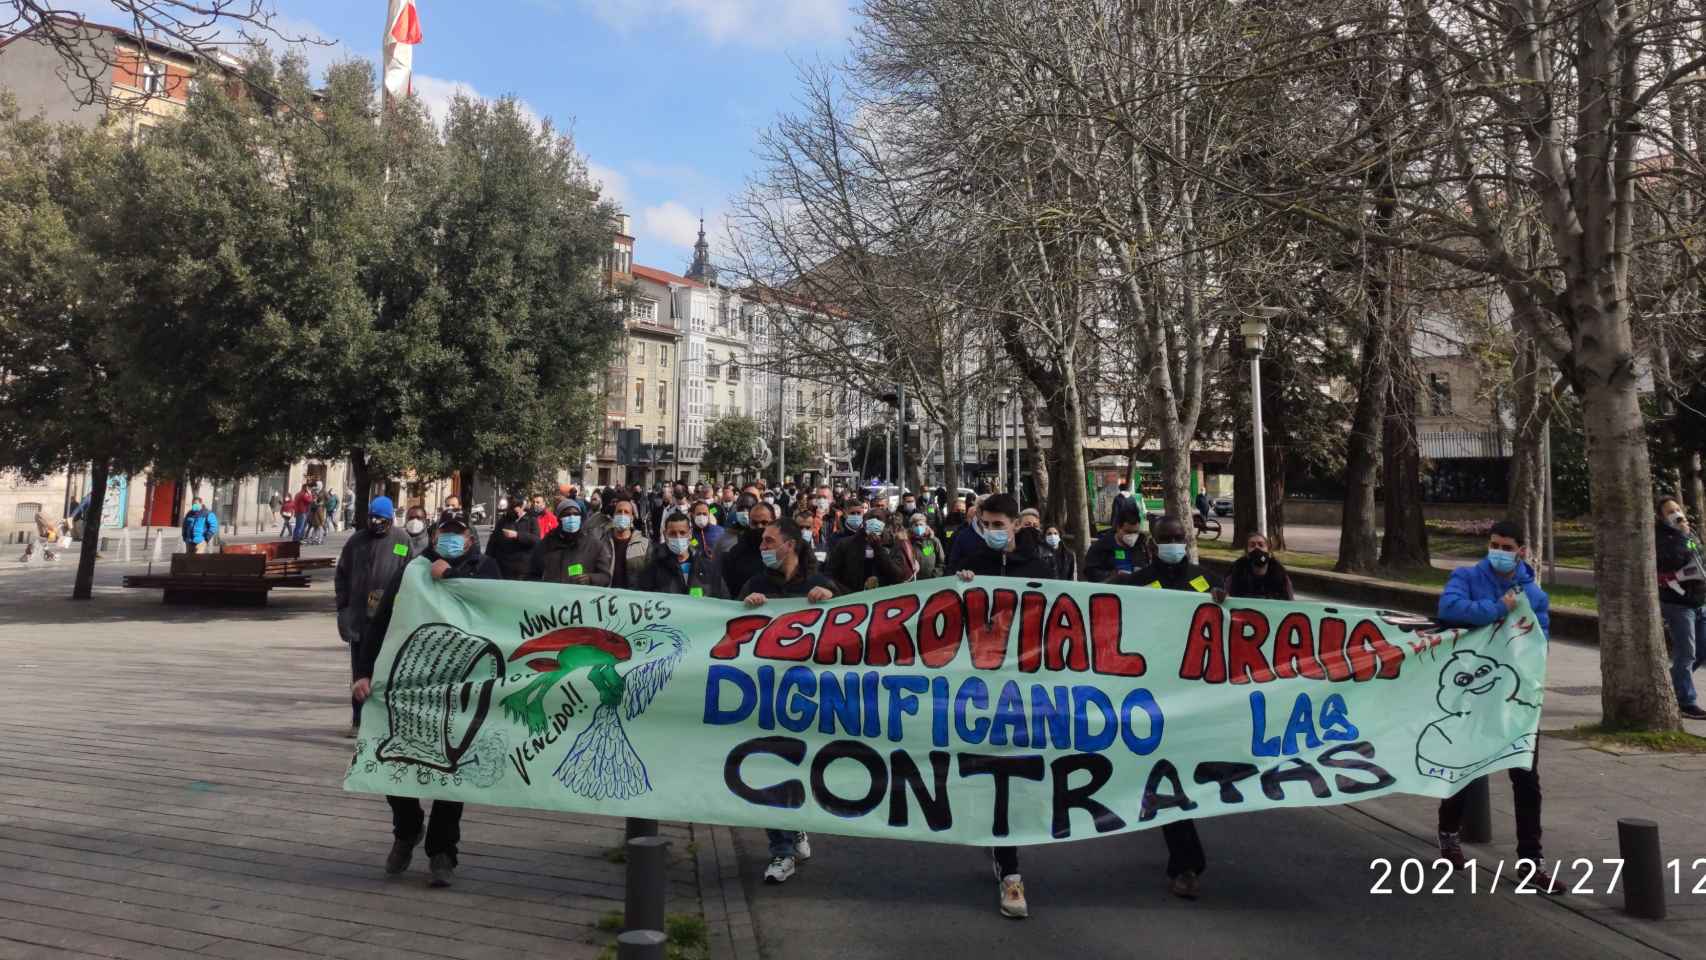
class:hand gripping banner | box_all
[344,561,1547,846]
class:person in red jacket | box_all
[530,493,559,536]
[291,483,316,542]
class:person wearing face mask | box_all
[950,495,1061,917]
[689,499,725,550]
[333,496,415,737]
[605,496,653,590]
[826,507,905,594]
[1042,524,1077,581]
[1085,506,1149,582]
[354,509,498,889]
[487,493,540,581]
[900,511,944,580]
[824,497,872,555]
[1655,497,1706,719]
[898,492,919,522]
[1217,532,1294,602]
[637,511,724,597]
[737,517,838,885]
[530,500,614,586]
[720,499,776,598]
[1101,516,1219,901]
[530,494,559,537]
[403,506,431,556]
[180,496,219,555]
[1432,519,1556,890]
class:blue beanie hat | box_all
[369,496,396,520]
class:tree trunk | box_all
[1336,273,1390,574]
[1506,337,1549,550]
[941,413,961,497]
[1159,420,1195,554]
[1021,389,1050,513]
[351,449,371,528]
[1683,451,1706,523]
[1580,376,1676,729]
[72,459,109,601]
[1380,348,1430,571]
[1054,376,1094,562]
[1044,444,1068,531]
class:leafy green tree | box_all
[768,421,822,485]
[702,415,766,482]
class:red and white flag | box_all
[382,0,423,106]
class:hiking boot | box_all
[998,874,1028,918]
[1438,831,1468,870]
[764,856,797,884]
[428,852,455,888]
[1169,870,1200,900]
[1680,704,1706,720]
[385,832,420,875]
[794,832,812,861]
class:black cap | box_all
[436,510,469,532]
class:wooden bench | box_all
[122,553,314,607]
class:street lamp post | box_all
[998,390,1011,494]
[1241,308,1285,539]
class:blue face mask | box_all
[1045,534,1061,549]
[734,510,749,527]
[761,548,782,569]
[613,514,633,531]
[983,528,1010,551]
[1487,548,1519,574]
[1157,543,1188,565]
[560,515,582,534]
[865,519,885,537]
[436,533,466,559]
[847,514,866,531]
[667,536,691,556]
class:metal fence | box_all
[1420,429,1509,460]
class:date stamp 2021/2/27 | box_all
[1371,858,1706,895]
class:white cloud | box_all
[642,201,706,249]
[586,163,631,207]
[579,0,849,45]
[408,73,543,130]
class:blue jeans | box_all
[1663,603,1706,707]
[766,829,797,858]
[293,513,308,542]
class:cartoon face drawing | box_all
[1435,651,1520,714]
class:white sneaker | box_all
[999,874,1028,918]
[794,832,812,860]
[764,856,797,884]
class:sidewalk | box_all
[0,546,728,960]
[1279,523,1597,588]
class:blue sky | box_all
[55,0,857,271]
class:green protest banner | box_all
[344,561,1547,845]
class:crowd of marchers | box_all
[324,476,1706,918]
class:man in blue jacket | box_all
[180,496,218,555]
[1435,519,1556,892]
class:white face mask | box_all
[405,519,426,535]
[694,514,711,528]
[1667,511,1686,527]
[1118,532,1140,547]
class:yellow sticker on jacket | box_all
[1145,581,1162,589]
[567,563,584,576]
[1190,575,1210,592]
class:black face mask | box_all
[948,512,965,525]
[1249,549,1270,568]
[369,518,391,535]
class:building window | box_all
[141,61,167,96]
[633,298,658,323]
[635,378,646,414]
[1428,373,1452,416]
[633,340,646,364]
[659,380,669,413]
[656,426,666,444]
[660,344,670,367]
[728,389,737,413]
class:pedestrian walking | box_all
[334,496,414,738]
[898,511,944,580]
[736,517,837,885]
[1103,515,1219,901]
[402,505,431,556]
[1085,506,1148,582]
[1434,519,1557,891]
[825,507,904,594]
[636,511,724,597]
[180,496,218,555]
[1042,524,1076,581]
[719,497,775,598]
[1657,497,1706,719]
[354,509,498,888]
[607,496,652,590]
[291,483,315,542]
[530,499,613,585]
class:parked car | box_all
[1212,495,1233,517]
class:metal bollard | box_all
[1460,776,1492,844]
[1618,818,1666,919]
[624,835,671,935]
[617,930,667,960]
[626,817,659,840]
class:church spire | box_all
[685,215,718,285]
